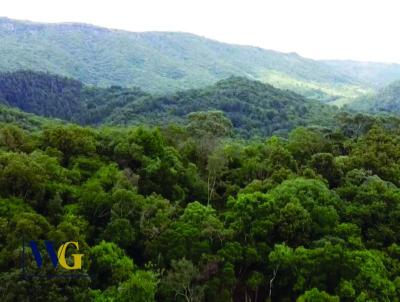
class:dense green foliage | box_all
[1,111,400,301]
[1,21,400,300]
[0,104,59,130]
[0,71,336,137]
[0,70,148,123]
[106,76,338,137]
[0,70,84,120]
[0,17,385,102]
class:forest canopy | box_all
[1,110,400,301]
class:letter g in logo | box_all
[57,241,84,270]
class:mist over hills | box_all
[2,17,400,104]
[323,60,400,88]
[350,79,400,113]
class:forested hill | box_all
[0,17,364,95]
[350,80,400,113]
[107,76,337,137]
[0,71,336,137]
[0,70,149,123]
[0,70,84,120]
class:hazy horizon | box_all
[2,0,400,64]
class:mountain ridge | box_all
[2,17,400,105]
[0,17,366,98]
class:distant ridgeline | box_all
[2,17,400,104]
[0,17,357,93]
[0,70,337,137]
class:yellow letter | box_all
[57,241,84,270]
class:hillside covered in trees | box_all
[1,111,400,301]
[0,104,58,129]
[0,71,337,137]
[2,5,400,302]
[350,80,400,113]
[105,76,337,137]
[0,70,149,123]
[0,32,399,302]
[1,17,393,103]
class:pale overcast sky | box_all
[2,0,400,63]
